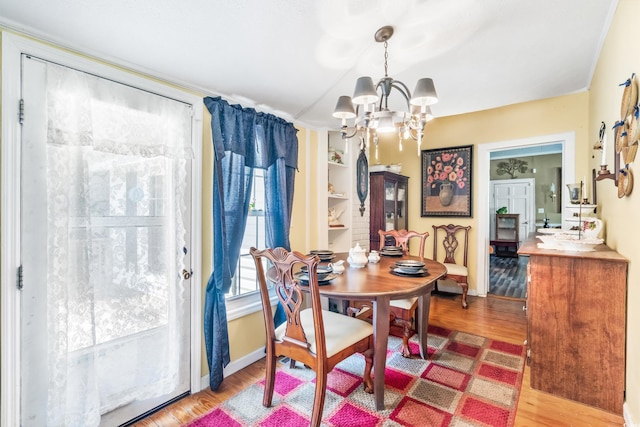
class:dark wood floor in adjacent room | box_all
[133,295,624,427]
[489,254,528,299]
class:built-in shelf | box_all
[328,161,347,168]
[323,131,353,253]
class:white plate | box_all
[537,228,564,234]
[395,260,425,268]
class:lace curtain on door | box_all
[41,63,192,425]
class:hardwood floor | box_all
[133,295,624,427]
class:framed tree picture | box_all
[421,145,473,217]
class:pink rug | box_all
[188,325,525,427]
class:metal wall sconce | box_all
[595,121,620,185]
[548,183,557,202]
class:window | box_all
[225,168,269,316]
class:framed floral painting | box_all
[421,145,473,217]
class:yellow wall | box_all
[200,112,213,374]
[589,0,640,420]
[290,126,317,253]
[374,92,589,293]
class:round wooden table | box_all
[316,253,446,410]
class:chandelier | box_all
[332,25,438,157]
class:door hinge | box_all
[17,265,23,290]
[19,99,25,125]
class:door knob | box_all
[182,269,192,280]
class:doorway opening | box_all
[489,177,536,299]
[476,133,575,298]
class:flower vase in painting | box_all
[427,152,467,206]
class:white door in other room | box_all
[490,179,535,244]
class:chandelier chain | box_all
[383,40,389,77]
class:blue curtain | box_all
[203,96,298,390]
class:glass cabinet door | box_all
[369,171,410,251]
[396,180,407,231]
[384,180,395,231]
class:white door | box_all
[20,55,192,426]
[490,179,535,244]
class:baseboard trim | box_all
[200,346,266,391]
[624,402,637,427]
[435,280,478,296]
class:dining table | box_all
[315,252,447,410]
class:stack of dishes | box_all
[390,259,428,276]
[295,265,337,285]
[380,246,404,257]
[309,249,335,262]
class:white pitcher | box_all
[582,218,603,239]
[328,260,345,273]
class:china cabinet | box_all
[518,237,627,414]
[492,213,519,257]
[369,171,408,250]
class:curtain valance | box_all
[204,96,298,169]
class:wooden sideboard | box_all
[518,236,627,414]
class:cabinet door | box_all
[384,179,396,231]
[396,179,407,231]
[370,172,409,249]
[496,214,518,240]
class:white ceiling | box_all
[0,0,617,130]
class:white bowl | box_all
[553,234,604,252]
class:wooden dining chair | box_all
[379,229,428,255]
[349,229,429,358]
[250,247,374,427]
[432,224,472,309]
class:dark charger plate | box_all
[389,267,429,277]
[381,250,403,257]
[294,271,338,285]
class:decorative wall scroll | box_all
[356,137,369,216]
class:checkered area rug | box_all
[188,326,525,427]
